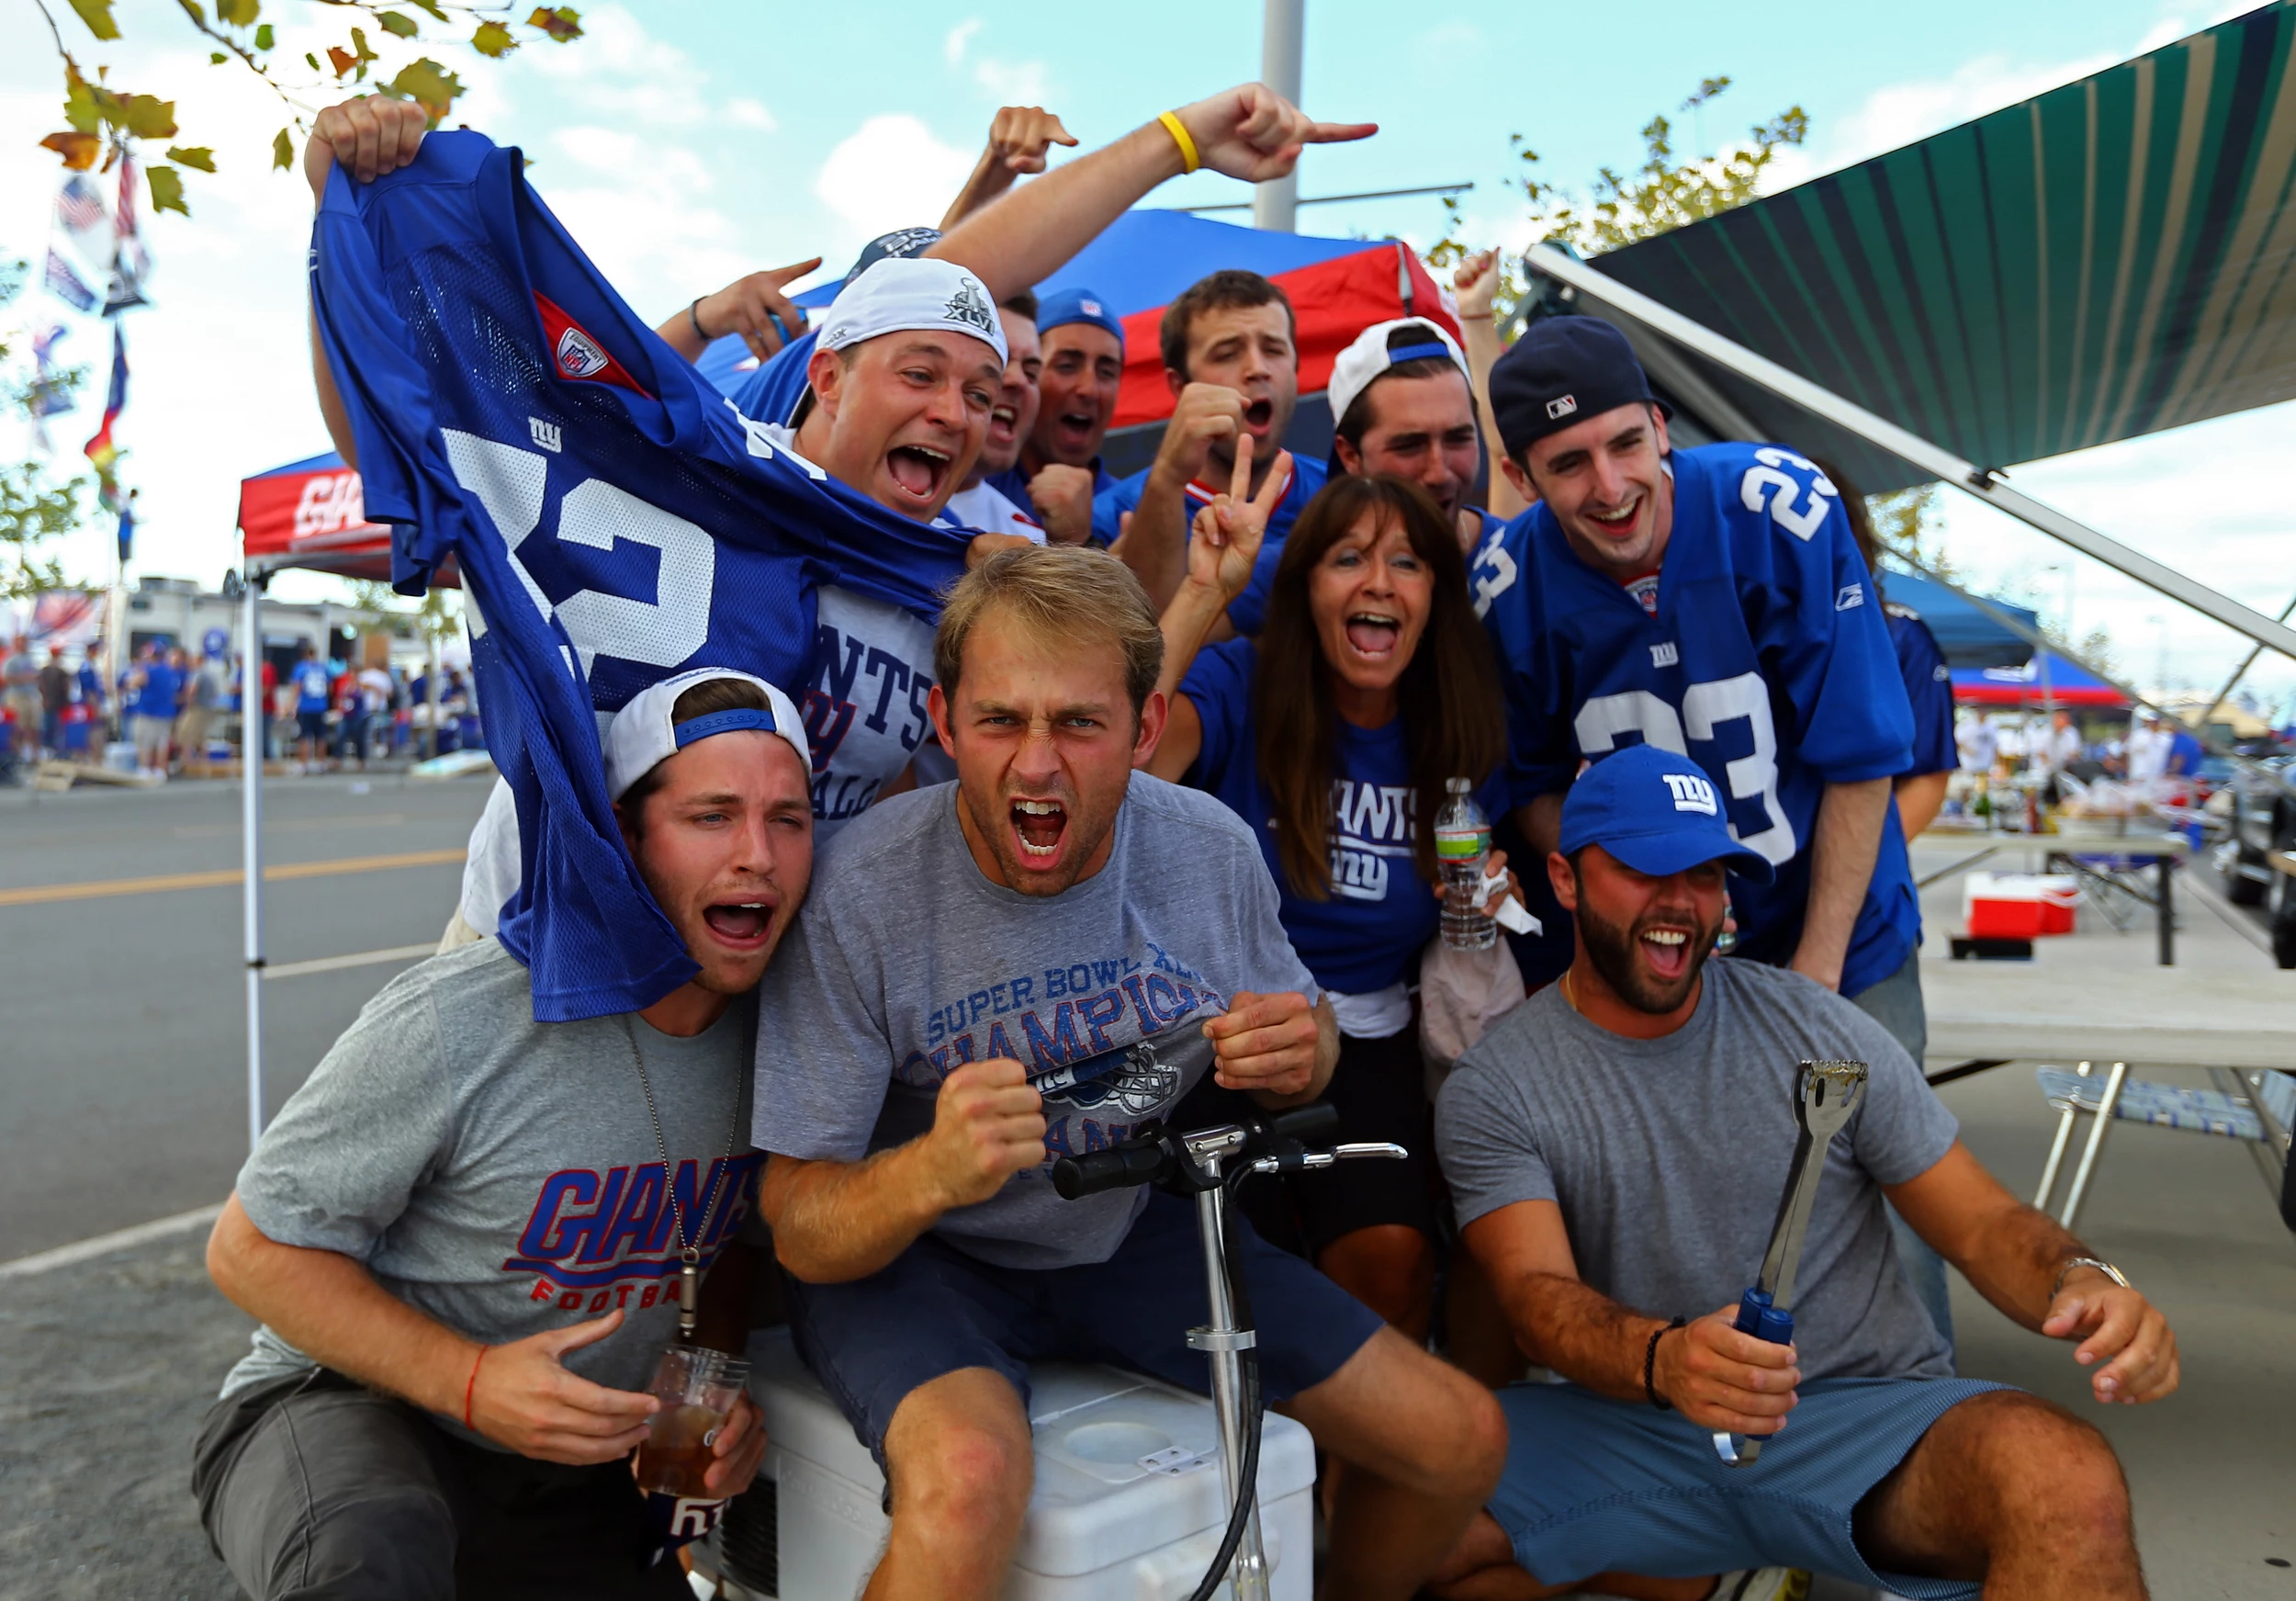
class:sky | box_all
[2,0,2287,709]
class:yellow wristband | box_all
[1159,110,1200,175]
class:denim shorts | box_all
[785,1188,1384,1469]
[1489,1375,2009,1599]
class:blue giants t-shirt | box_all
[1884,601,1957,778]
[136,662,183,720]
[291,660,332,714]
[1180,638,1503,997]
[1091,454,1327,637]
[1473,444,1919,998]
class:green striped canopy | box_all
[1581,1,2296,494]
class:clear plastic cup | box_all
[634,1346,751,1499]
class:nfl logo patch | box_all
[556,326,610,379]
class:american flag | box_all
[42,249,96,312]
[55,175,107,234]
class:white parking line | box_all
[0,1203,224,1279]
[262,942,438,980]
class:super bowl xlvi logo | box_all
[555,325,611,379]
[943,277,997,339]
[1661,772,1718,815]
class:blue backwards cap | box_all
[1558,743,1776,885]
[1037,286,1125,348]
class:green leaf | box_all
[526,6,582,42]
[384,58,464,124]
[253,22,273,49]
[470,20,516,57]
[166,145,216,172]
[377,9,419,38]
[65,0,121,41]
[216,0,259,26]
[305,51,321,71]
[118,95,179,141]
[407,0,449,17]
[272,126,294,170]
[147,163,188,216]
[209,51,226,63]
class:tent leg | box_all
[242,565,268,1151]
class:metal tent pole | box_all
[242,564,268,1151]
[1523,244,2296,663]
[1252,0,1304,233]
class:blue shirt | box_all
[1472,443,1919,998]
[135,662,182,720]
[1180,638,1505,996]
[2167,727,2205,775]
[1884,602,1957,778]
[292,660,332,714]
[310,130,968,1021]
[1091,454,1328,637]
[986,459,1118,519]
[728,329,817,427]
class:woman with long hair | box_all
[1145,442,1513,1337]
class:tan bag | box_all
[1419,930,1526,1101]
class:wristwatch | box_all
[2052,1256,2131,1298]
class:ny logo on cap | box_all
[943,278,996,338]
[1546,394,1579,421]
[1661,772,1718,815]
[555,326,609,379]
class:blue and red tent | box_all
[692,210,1459,445]
[238,450,458,585]
[1953,651,2128,708]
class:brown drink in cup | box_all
[635,1346,750,1500]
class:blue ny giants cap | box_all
[1559,743,1775,884]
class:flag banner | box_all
[43,249,96,312]
[310,130,971,1020]
[53,173,112,270]
[30,590,104,652]
[84,324,128,485]
[28,325,73,420]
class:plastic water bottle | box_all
[1435,778,1497,951]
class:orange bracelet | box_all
[464,1346,488,1428]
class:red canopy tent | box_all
[237,450,458,587]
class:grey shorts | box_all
[1488,1375,2008,1599]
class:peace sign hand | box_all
[1184,434,1291,603]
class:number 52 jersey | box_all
[1470,443,1920,998]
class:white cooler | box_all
[726,1325,1316,1600]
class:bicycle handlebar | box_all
[1051,1140,1169,1200]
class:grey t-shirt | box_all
[754,773,1317,1270]
[1435,959,1957,1382]
[225,940,760,1444]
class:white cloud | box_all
[944,19,983,65]
[813,115,975,244]
[725,97,777,132]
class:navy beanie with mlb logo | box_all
[1489,314,1667,460]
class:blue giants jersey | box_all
[1884,601,1958,778]
[1471,444,1919,997]
[310,131,969,1021]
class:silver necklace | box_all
[624,1016,746,1342]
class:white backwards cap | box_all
[604,668,810,803]
[1327,318,1470,428]
[817,257,1008,365]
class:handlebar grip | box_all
[1051,1141,1167,1201]
[1255,1101,1339,1152]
